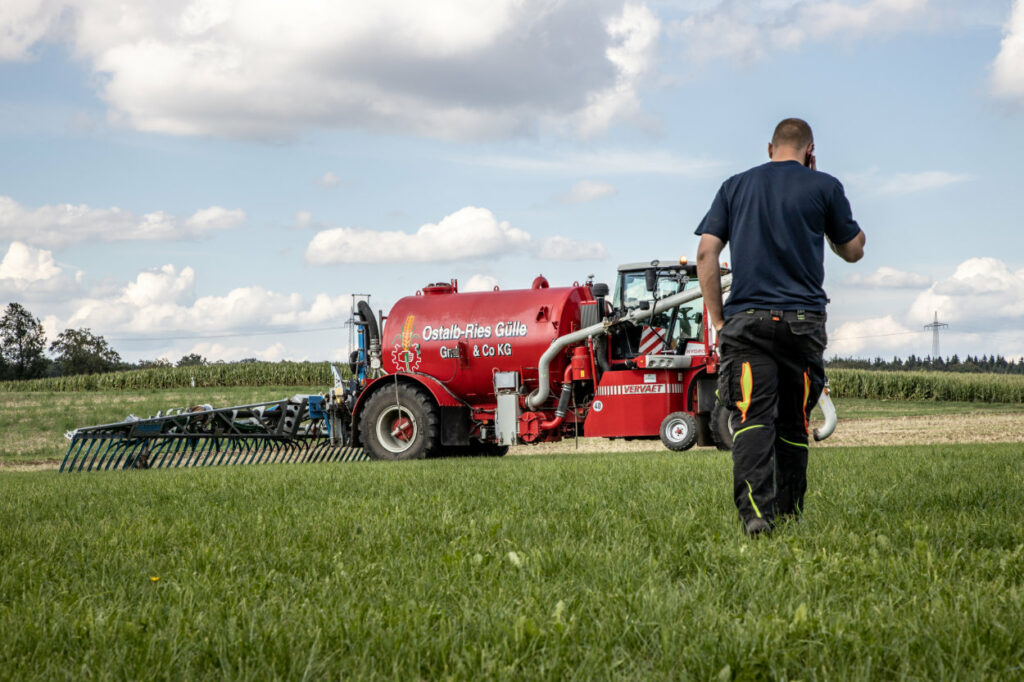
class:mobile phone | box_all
[804,152,813,167]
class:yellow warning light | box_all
[679,256,688,265]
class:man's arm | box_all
[696,233,727,331]
[827,229,865,263]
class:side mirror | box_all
[645,268,657,293]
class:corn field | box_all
[1,364,1021,402]
[827,368,1024,403]
[0,362,341,392]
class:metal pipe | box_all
[527,274,732,410]
[539,365,575,431]
[813,383,837,441]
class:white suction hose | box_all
[526,274,732,410]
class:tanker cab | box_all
[610,260,707,362]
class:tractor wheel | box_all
[443,442,509,458]
[481,442,509,457]
[709,405,733,451]
[659,412,698,451]
[360,384,439,460]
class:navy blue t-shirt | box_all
[695,160,861,316]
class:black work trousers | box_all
[717,309,827,523]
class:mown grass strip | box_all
[1,445,1021,680]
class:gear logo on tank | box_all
[391,315,422,371]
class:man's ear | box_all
[768,143,774,159]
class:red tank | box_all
[382,281,592,404]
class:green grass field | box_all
[2,385,1021,463]
[0,386,323,462]
[2,446,1022,679]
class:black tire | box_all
[360,384,438,460]
[709,405,732,451]
[659,411,698,451]
[481,442,509,457]
[439,442,509,458]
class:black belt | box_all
[740,308,819,321]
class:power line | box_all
[828,329,926,341]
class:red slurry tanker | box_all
[61,261,837,471]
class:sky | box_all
[0,0,1022,365]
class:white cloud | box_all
[992,0,1024,102]
[828,315,920,355]
[536,236,608,261]
[0,241,80,300]
[670,0,927,64]
[119,264,195,307]
[316,171,341,188]
[559,180,618,204]
[57,265,353,345]
[0,0,66,61]
[577,3,660,135]
[829,258,1024,358]
[5,0,658,140]
[0,196,245,248]
[876,171,970,195]
[463,274,500,292]
[0,241,61,282]
[468,149,723,176]
[185,341,291,363]
[907,257,1024,326]
[305,206,607,265]
[844,266,931,289]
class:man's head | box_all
[768,118,814,165]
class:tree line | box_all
[826,354,1024,375]
[0,303,213,380]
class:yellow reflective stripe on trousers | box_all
[745,480,763,519]
[736,362,753,423]
[778,436,809,450]
[802,371,811,434]
[732,423,764,441]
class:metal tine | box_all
[284,441,300,464]
[200,437,220,467]
[198,432,219,464]
[90,436,114,471]
[241,438,260,466]
[157,436,183,469]
[109,439,135,470]
[117,439,144,470]
[104,438,129,471]
[190,437,212,467]
[76,436,103,472]
[243,438,260,465]
[235,438,254,465]
[119,442,141,470]
[61,438,86,472]
[173,437,197,468]
[214,438,236,466]
[255,439,273,465]
[151,438,174,468]
[229,439,250,466]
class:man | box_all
[695,118,865,536]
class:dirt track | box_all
[510,411,1024,455]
